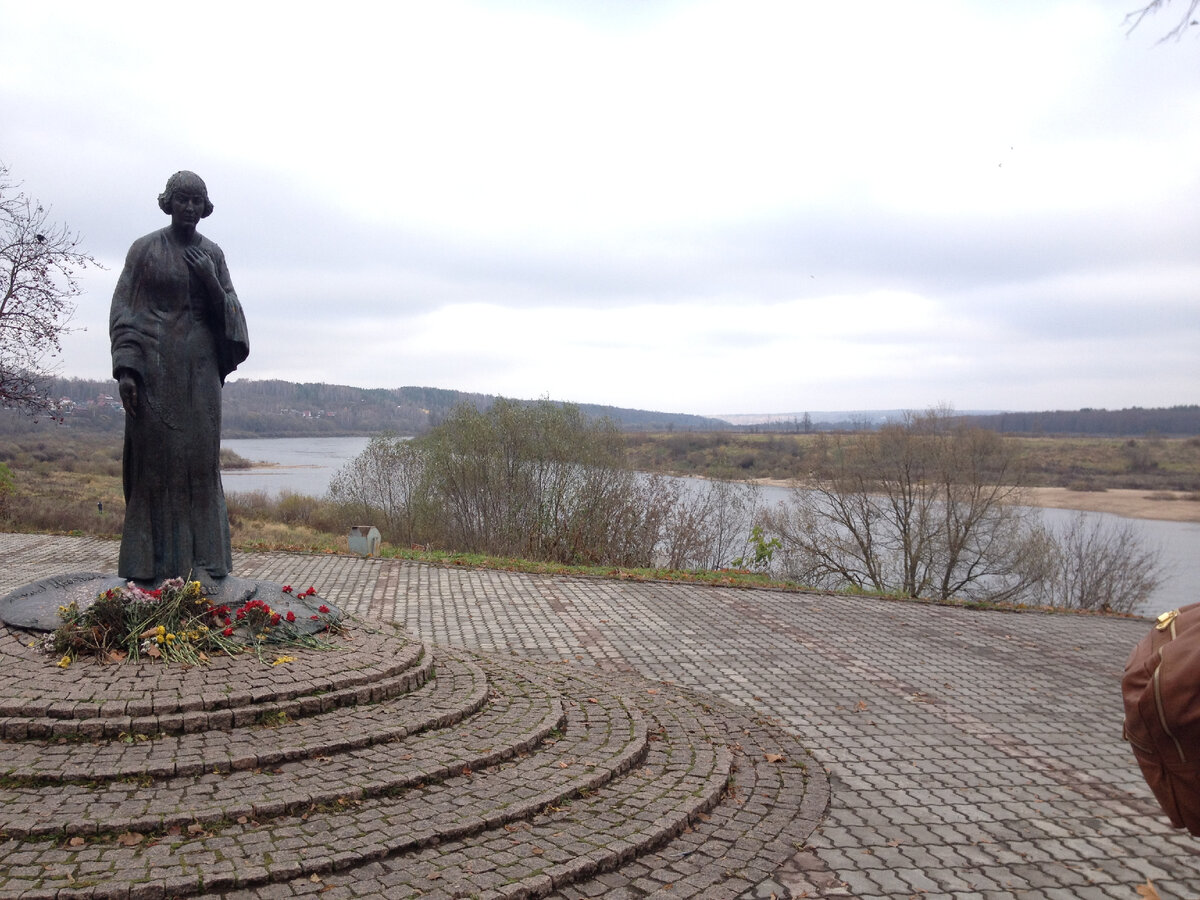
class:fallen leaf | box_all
[310,873,323,883]
[116,832,143,846]
[764,753,786,763]
[586,698,598,704]
[144,645,161,659]
[646,688,659,695]
[855,700,868,712]
[426,872,442,881]
[187,823,205,835]
[67,836,85,847]
[107,650,127,663]
[1136,881,1161,899]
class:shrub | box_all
[328,400,761,568]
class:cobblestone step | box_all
[0,652,483,783]
[0,604,826,900]
[0,623,424,737]
[0,653,574,839]
[297,679,825,900]
[547,688,827,900]
[0,655,654,898]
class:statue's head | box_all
[157,171,213,218]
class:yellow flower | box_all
[165,633,176,643]
[156,625,166,636]
[271,656,296,666]
[57,655,71,669]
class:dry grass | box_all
[0,431,353,553]
[624,432,1200,491]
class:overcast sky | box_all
[2,1,1197,417]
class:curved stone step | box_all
[0,621,423,737]
[0,648,433,742]
[293,686,735,899]
[545,693,827,899]
[0,652,483,783]
[0,654,572,838]
[0,657,653,898]
[209,681,825,900]
[0,634,828,900]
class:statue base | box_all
[0,572,339,639]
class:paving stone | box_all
[0,533,1193,899]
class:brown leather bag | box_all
[1123,604,1200,834]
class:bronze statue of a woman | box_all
[110,171,249,586]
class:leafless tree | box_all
[0,164,99,416]
[760,409,1165,610]
[1033,512,1164,614]
[762,409,1053,604]
[328,432,428,546]
[1126,0,1200,41]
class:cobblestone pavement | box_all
[2,532,1196,900]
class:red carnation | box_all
[285,611,296,623]
[318,605,330,614]
[282,585,293,594]
[222,626,234,637]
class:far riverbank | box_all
[752,480,1200,524]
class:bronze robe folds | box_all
[110,228,249,583]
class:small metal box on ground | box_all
[348,526,381,557]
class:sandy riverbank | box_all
[1022,487,1200,523]
[754,480,1200,524]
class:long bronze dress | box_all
[109,228,249,584]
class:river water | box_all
[222,436,372,497]
[222,436,1197,617]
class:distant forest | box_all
[2,376,1195,438]
[8,377,730,437]
[743,406,1200,437]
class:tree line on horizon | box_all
[6,375,1197,439]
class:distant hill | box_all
[5,377,1195,438]
[14,377,731,437]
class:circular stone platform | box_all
[0,613,827,898]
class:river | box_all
[222,436,1197,617]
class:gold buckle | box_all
[1156,609,1180,631]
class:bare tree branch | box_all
[0,163,101,417]
[1126,0,1200,42]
